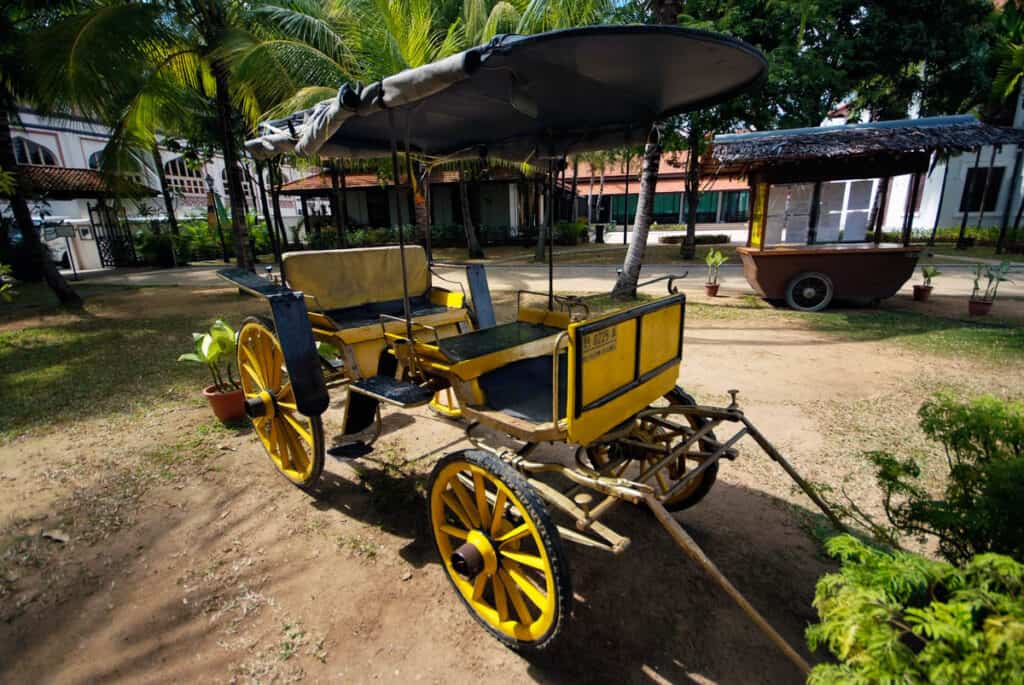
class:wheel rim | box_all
[238,322,318,483]
[790,276,828,310]
[589,418,707,506]
[430,461,557,642]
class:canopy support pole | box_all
[548,158,555,310]
[388,110,414,343]
[622,153,630,245]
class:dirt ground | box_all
[0,285,1020,685]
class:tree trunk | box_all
[570,156,579,222]
[681,124,701,260]
[586,174,595,222]
[614,128,662,297]
[213,64,253,269]
[595,167,606,223]
[458,167,484,258]
[0,109,81,306]
[414,165,432,260]
[255,160,280,266]
[151,142,179,235]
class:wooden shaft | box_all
[645,494,811,676]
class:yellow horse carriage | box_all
[228,25,846,674]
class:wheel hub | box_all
[450,529,497,579]
[801,286,817,299]
[245,389,277,419]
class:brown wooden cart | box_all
[711,116,1024,311]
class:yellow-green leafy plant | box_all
[177,319,239,392]
[807,535,1024,685]
[704,248,728,285]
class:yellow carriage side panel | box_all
[639,304,681,375]
[578,318,637,408]
[566,295,685,446]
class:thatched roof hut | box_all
[709,115,1024,183]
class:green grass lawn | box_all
[0,283,263,442]
[799,309,1024,364]
[923,244,1024,263]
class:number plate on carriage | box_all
[582,327,617,361]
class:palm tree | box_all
[34,0,272,270]
[612,129,660,296]
[0,1,80,306]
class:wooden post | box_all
[957,148,982,249]
[807,181,822,245]
[901,172,922,247]
[928,153,950,246]
[870,177,891,245]
[996,144,1023,254]
[974,145,999,234]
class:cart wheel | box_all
[659,387,718,511]
[237,317,325,492]
[785,272,833,312]
[587,387,718,511]
[428,449,571,652]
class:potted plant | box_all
[913,265,941,302]
[968,261,1012,316]
[704,248,727,296]
[178,319,245,421]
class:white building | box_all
[829,93,1024,240]
[4,109,305,270]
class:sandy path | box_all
[0,292,1019,685]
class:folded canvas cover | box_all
[246,25,766,162]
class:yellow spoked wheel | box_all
[588,387,718,512]
[428,450,570,652]
[237,317,325,491]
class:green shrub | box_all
[555,219,588,245]
[807,535,1024,684]
[658,233,731,246]
[823,393,1024,565]
[134,230,177,267]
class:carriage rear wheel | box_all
[588,387,718,511]
[237,317,325,492]
[428,450,571,651]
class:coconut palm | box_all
[32,0,276,269]
[0,1,80,305]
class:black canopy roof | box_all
[247,25,767,162]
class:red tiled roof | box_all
[16,165,157,199]
[279,165,535,194]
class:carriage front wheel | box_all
[427,450,571,651]
[237,317,325,492]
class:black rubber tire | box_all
[662,387,719,511]
[239,316,325,493]
[427,449,572,652]
[784,272,834,312]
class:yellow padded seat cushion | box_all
[283,246,430,310]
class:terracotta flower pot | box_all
[913,284,933,302]
[968,299,993,317]
[203,384,246,422]
[704,283,720,297]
